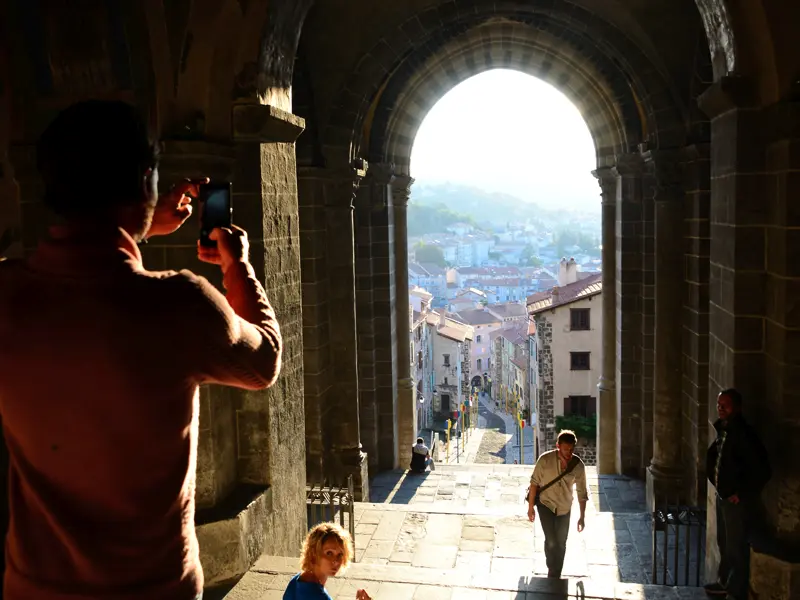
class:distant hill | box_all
[409,182,589,228]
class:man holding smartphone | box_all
[0,100,282,600]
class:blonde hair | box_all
[300,522,353,573]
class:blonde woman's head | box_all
[301,522,353,578]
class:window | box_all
[570,352,591,370]
[564,395,597,417]
[418,351,423,369]
[570,308,591,331]
[476,335,482,343]
[477,358,482,371]
[443,354,450,366]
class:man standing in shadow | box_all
[705,388,771,600]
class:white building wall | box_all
[548,295,603,418]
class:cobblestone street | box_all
[475,400,509,464]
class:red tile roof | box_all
[526,273,602,314]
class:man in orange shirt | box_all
[0,100,282,599]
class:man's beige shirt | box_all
[530,450,589,516]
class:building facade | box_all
[410,287,436,433]
[528,261,602,464]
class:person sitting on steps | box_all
[409,437,432,473]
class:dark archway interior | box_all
[1,0,800,595]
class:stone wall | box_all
[576,439,598,466]
[535,316,556,452]
[461,339,472,398]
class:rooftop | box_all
[486,302,527,318]
[527,273,603,314]
[454,308,502,326]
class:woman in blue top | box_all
[284,522,372,600]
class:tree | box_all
[415,244,446,267]
[519,244,543,267]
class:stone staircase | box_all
[223,464,708,599]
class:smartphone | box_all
[198,181,232,248]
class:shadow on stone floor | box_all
[369,470,432,503]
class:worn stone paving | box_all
[363,465,653,584]
[226,428,705,599]
[233,555,707,600]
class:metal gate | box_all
[651,505,706,586]
[306,475,357,559]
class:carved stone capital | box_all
[612,153,644,178]
[643,149,686,200]
[592,167,616,204]
[231,104,305,143]
[391,175,415,207]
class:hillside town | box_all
[410,255,603,465]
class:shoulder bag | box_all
[523,456,579,505]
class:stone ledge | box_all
[234,555,707,600]
[196,484,273,586]
[232,104,306,143]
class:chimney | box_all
[557,257,568,286]
[552,286,560,303]
[566,257,578,284]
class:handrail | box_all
[305,475,357,560]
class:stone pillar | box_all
[682,144,711,505]
[298,165,368,500]
[353,166,380,475]
[364,163,399,470]
[644,149,688,509]
[592,166,619,475]
[392,174,416,471]
[639,162,656,471]
[698,77,770,583]
[153,142,239,521]
[322,163,369,498]
[613,154,645,477]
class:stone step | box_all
[225,555,708,600]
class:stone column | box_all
[322,163,369,499]
[612,154,645,477]
[154,141,238,518]
[639,162,656,470]
[644,149,688,509]
[363,163,399,470]
[592,166,619,474]
[353,166,380,475]
[698,76,800,599]
[392,174,416,470]
[298,164,368,500]
[682,144,711,505]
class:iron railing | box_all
[651,505,706,586]
[306,475,356,559]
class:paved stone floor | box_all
[226,426,706,599]
[363,465,653,584]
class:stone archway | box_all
[311,2,703,496]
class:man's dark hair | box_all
[557,430,577,445]
[37,100,159,219]
[416,437,424,445]
[719,388,743,408]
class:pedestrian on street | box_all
[704,389,771,600]
[526,430,588,578]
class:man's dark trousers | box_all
[716,496,749,600]
[538,502,571,577]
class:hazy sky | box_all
[410,69,600,213]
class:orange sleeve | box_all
[177,262,282,390]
